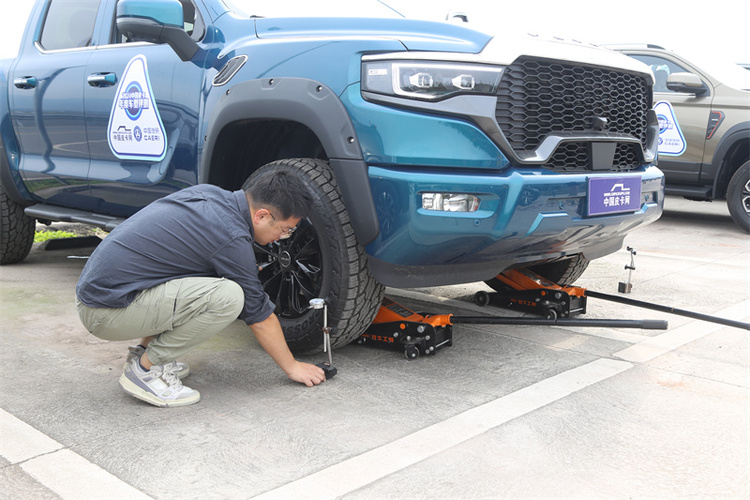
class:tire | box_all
[474,291,490,307]
[726,161,750,233]
[0,183,35,265]
[250,158,385,354]
[484,254,590,292]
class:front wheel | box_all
[0,183,35,265]
[250,158,385,354]
[727,161,750,233]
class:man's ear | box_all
[251,208,267,225]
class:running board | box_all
[664,185,712,199]
[25,205,125,231]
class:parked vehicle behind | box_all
[610,44,750,232]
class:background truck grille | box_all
[496,57,652,171]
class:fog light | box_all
[422,193,479,212]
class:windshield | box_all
[696,59,750,91]
[675,48,750,91]
[225,0,405,19]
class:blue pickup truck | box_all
[0,0,664,352]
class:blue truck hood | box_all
[253,17,491,54]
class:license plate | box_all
[587,176,641,216]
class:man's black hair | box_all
[243,167,313,219]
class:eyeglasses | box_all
[266,209,297,239]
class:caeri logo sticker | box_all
[107,55,167,161]
[654,100,686,156]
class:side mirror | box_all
[666,72,708,96]
[116,0,199,62]
[446,10,469,23]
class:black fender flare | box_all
[710,122,750,198]
[201,77,379,245]
[0,136,32,206]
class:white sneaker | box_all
[119,357,200,407]
[126,345,189,379]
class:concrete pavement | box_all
[1,196,748,499]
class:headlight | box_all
[362,61,503,101]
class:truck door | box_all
[8,0,101,208]
[629,53,712,187]
[82,0,205,217]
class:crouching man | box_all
[75,168,325,407]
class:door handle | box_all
[87,73,117,87]
[13,76,37,89]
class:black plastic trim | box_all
[24,205,125,231]
[0,140,31,206]
[116,18,198,61]
[665,185,712,199]
[709,122,750,198]
[202,77,379,245]
[328,158,379,245]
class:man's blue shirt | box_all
[76,185,275,325]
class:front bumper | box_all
[365,164,664,287]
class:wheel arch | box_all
[201,77,379,245]
[0,119,33,206]
[710,122,750,199]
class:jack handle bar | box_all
[450,316,668,330]
[585,290,750,331]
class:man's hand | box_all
[249,314,326,387]
[287,361,326,387]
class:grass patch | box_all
[34,230,78,243]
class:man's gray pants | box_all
[77,277,245,365]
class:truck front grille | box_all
[542,142,643,173]
[496,57,651,172]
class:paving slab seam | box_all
[637,363,750,390]
[250,358,634,500]
[614,300,750,363]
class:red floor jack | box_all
[474,269,750,331]
[358,269,749,360]
[473,268,587,319]
[358,298,454,359]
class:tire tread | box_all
[0,186,35,265]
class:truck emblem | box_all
[278,251,292,269]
